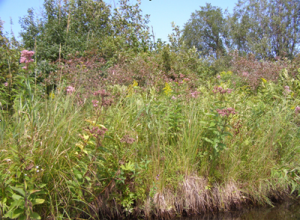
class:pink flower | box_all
[284,86,291,94]
[20,50,35,63]
[180,73,184,78]
[190,91,200,98]
[4,82,8,87]
[171,96,177,100]
[217,75,221,79]
[295,106,300,114]
[66,86,75,94]
[227,89,233,94]
[242,72,248,77]
[183,78,190,82]
[92,100,99,107]
[217,108,236,117]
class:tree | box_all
[230,0,300,59]
[19,0,151,63]
[19,0,111,61]
[182,3,229,59]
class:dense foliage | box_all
[183,0,300,59]
[1,0,300,219]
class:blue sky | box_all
[0,0,237,43]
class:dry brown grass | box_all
[148,176,243,219]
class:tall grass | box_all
[1,58,300,219]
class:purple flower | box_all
[4,82,8,87]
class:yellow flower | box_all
[127,80,138,97]
[49,92,55,99]
[261,78,267,83]
[163,82,172,96]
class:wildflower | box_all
[171,96,177,100]
[242,72,248,77]
[37,170,39,173]
[227,89,233,94]
[4,82,8,87]
[216,108,236,117]
[295,106,300,114]
[163,82,172,96]
[20,50,35,63]
[284,86,291,94]
[36,166,39,169]
[261,78,267,83]
[120,135,135,144]
[66,86,75,94]
[180,73,184,78]
[217,75,221,79]
[213,86,233,94]
[190,91,200,98]
[93,89,110,98]
[49,92,55,99]
[156,174,159,180]
[183,78,190,82]
[92,100,99,107]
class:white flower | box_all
[37,170,39,173]
[36,166,39,169]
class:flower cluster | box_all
[295,106,300,115]
[242,72,249,77]
[92,89,113,107]
[20,50,35,70]
[284,86,292,95]
[92,100,99,107]
[66,86,75,94]
[120,135,136,144]
[190,90,200,98]
[93,89,110,98]
[213,86,233,94]
[216,107,236,117]
[20,50,35,63]
[89,126,107,138]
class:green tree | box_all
[182,3,229,59]
[230,0,300,59]
[19,0,111,61]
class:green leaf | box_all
[29,189,40,195]
[10,186,25,197]
[39,184,47,188]
[30,211,41,219]
[12,194,23,201]
[202,137,214,144]
[4,208,23,219]
[32,198,45,205]
[12,209,24,219]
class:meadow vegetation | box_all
[1,0,300,219]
